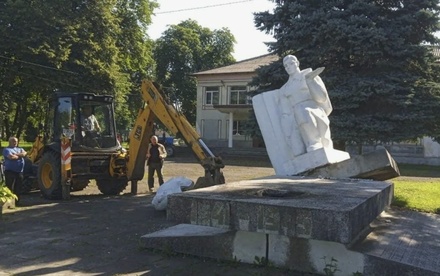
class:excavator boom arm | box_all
[127,80,225,188]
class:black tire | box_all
[96,178,128,195]
[165,145,175,157]
[71,179,90,192]
[37,151,62,199]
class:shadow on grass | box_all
[392,195,440,214]
[391,195,409,209]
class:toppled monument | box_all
[252,54,398,179]
[138,56,440,276]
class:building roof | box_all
[193,54,279,75]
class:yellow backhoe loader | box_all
[24,80,225,199]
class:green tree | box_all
[0,0,157,139]
[112,0,157,134]
[154,19,236,124]
[252,0,440,147]
[0,0,74,139]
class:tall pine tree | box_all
[252,0,440,146]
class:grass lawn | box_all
[391,178,440,214]
[392,163,440,214]
[0,141,34,151]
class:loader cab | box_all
[49,93,118,150]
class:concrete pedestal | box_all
[141,177,399,275]
[138,149,439,275]
[166,177,393,245]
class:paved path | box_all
[354,209,440,275]
[0,191,309,276]
[1,177,438,275]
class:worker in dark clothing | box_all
[146,135,167,192]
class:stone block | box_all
[140,224,235,260]
[167,177,393,244]
[141,222,439,276]
[1,198,15,213]
[303,148,400,181]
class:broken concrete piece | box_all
[302,148,400,181]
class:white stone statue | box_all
[253,55,350,175]
[279,55,333,154]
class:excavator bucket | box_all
[193,156,225,189]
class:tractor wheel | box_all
[96,178,128,195]
[71,179,89,192]
[37,151,62,199]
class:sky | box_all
[148,0,276,61]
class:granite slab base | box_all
[167,177,393,245]
[141,224,235,259]
[141,177,439,275]
[140,224,365,275]
[302,148,400,181]
[140,219,439,276]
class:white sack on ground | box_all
[151,176,194,210]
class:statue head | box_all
[283,55,300,75]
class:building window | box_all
[233,120,244,135]
[229,86,250,105]
[204,86,219,105]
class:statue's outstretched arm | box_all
[305,67,325,80]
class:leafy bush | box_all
[0,184,18,203]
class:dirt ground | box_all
[0,153,314,276]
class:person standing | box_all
[146,135,167,192]
[2,136,27,203]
